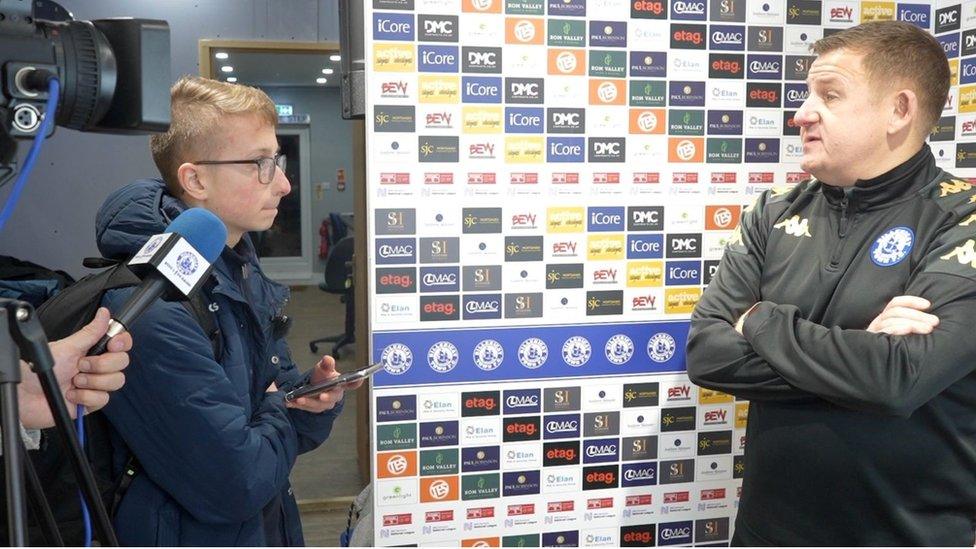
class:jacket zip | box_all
[827,193,855,271]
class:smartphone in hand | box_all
[284,362,383,402]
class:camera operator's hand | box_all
[19,307,131,429]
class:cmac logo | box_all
[544,414,581,439]
[420,267,459,293]
[373,12,415,41]
[418,45,459,72]
[671,0,707,19]
[747,54,782,79]
[462,294,502,320]
[658,521,693,546]
[461,76,502,103]
[376,238,416,264]
[784,83,808,108]
[505,107,544,133]
[462,46,501,73]
[547,137,585,162]
[503,389,541,414]
[709,24,745,50]
[588,207,625,232]
[506,77,544,104]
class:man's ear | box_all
[176,162,208,201]
[888,88,918,136]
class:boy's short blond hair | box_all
[150,76,277,195]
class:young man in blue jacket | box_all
[95,76,359,545]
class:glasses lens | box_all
[259,158,275,184]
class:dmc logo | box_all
[671,238,697,252]
[593,142,621,155]
[468,51,496,65]
[511,82,540,97]
[424,19,453,34]
[940,10,958,25]
[553,112,580,126]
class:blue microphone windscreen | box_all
[165,208,227,262]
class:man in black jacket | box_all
[687,21,976,545]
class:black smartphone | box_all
[284,362,384,402]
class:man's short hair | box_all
[150,76,277,195]
[811,21,949,132]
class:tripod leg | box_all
[21,439,63,546]
[1,383,26,546]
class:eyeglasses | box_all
[193,152,287,185]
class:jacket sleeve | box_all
[686,190,816,402]
[741,208,976,417]
[102,289,298,524]
[272,338,344,455]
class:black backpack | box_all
[3,258,223,545]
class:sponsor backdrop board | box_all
[365,0,970,545]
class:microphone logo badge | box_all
[176,251,200,276]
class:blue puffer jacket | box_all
[95,179,342,546]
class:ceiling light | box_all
[220,65,234,73]
[316,77,327,84]
[329,54,341,62]
[226,77,238,83]
[322,68,334,74]
[215,52,229,60]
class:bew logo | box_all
[773,215,812,237]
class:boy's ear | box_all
[177,162,208,201]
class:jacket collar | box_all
[820,144,939,211]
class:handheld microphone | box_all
[89,207,227,355]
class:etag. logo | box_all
[670,23,707,49]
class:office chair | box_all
[309,235,355,358]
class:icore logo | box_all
[505,107,544,133]
[472,339,504,370]
[588,207,625,231]
[373,13,415,41]
[382,343,413,375]
[175,251,199,276]
[547,137,585,162]
[462,76,502,103]
[418,45,458,72]
[647,333,677,363]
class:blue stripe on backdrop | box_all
[372,320,689,386]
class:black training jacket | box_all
[687,145,976,546]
